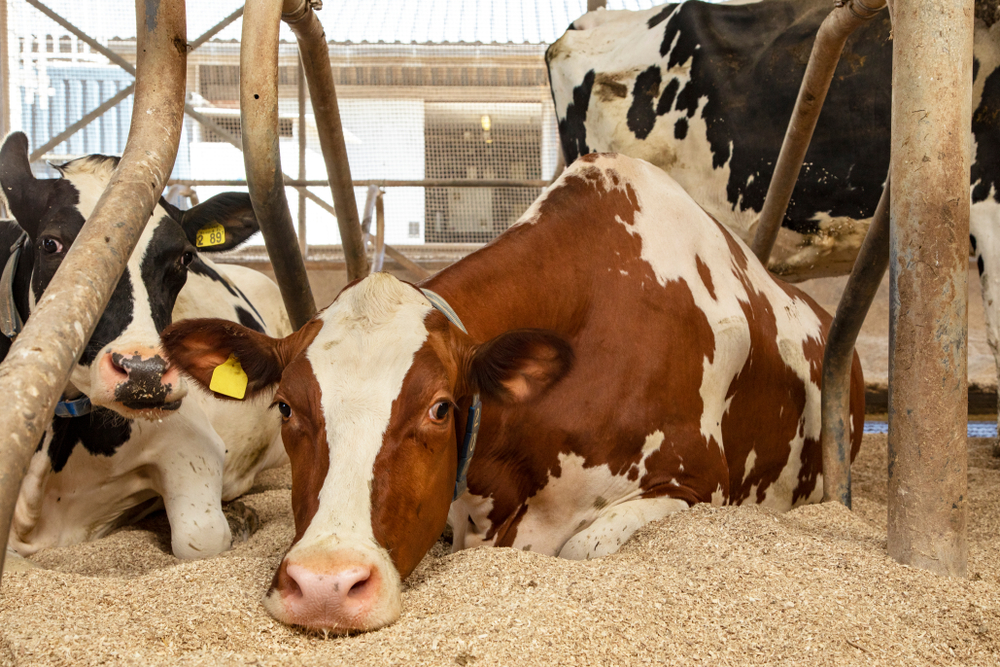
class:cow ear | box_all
[161,318,284,400]
[178,192,260,252]
[0,132,36,234]
[467,329,574,403]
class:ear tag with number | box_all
[209,354,248,399]
[196,222,226,248]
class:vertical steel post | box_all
[822,173,890,506]
[751,0,887,265]
[282,0,369,280]
[888,0,972,577]
[241,0,316,329]
[0,0,187,579]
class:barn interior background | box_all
[0,0,667,261]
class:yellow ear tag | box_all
[196,222,226,248]
[209,354,248,399]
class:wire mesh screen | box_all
[2,0,668,249]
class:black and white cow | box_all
[0,131,290,560]
[547,0,1000,402]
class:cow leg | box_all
[145,414,232,559]
[971,208,1000,439]
[558,496,690,560]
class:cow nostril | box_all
[347,574,373,599]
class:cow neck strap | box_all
[0,232,92,418]
[54,395,92,418]
[420,288,482,501]
[0,232,27,341]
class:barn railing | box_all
[0,0,188,580]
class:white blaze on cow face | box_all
[264,274,436,632]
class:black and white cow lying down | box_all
[547,0,1000,397]
[0,131,290,561]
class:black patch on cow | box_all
[675,117,689,140]
[971,234,978,251]
[140,217,196,334]
[47,408,133,473]
[627,66,663,140]
[979,255,986,277]
[972,58,1000,204]
[236,306,266,333]
[80,268,135,366]
[556,69,595,162]
[559,0,900,235]
[648,4,676,29]
[974,57,980,84]
[656,78,680,116]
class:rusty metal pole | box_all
[822,173,890,507]
[751,0,887,265]
[241,0,317,329]
[282,0,369,280]
[888,0,972,577]
[0,0,187,579]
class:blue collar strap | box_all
[420,288,481,501]
[54,395,92,418]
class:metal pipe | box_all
[297,56,307,258]
[241,0,316,329]
[888,0,972,577]
[0,0,187,580]
[750,0,887,265]
[282,0,369,280]
[822,172,890,507]
[373,189,386,273]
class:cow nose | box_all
[100,349,185,410]
[268,555,394,632]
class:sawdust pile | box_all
[2,432,998,666]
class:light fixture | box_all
[480,114,492,132]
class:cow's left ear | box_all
[175,192,261,252]
[467,329,574,403]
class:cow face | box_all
[161,273,572,632]
[0,131,260,419]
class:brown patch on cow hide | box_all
[695,255,717,301]
[370,319,462,579]
[428,163,728,545]
[594,72,630,101]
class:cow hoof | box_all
[224,500,261,544]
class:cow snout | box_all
[264,549,402,632]
[99,349,187,412]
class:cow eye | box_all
[41,237,63,254]
[428,400,450,423]
[179,251,195,267]
[277,402,291,420]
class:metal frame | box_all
[0,0,188,580]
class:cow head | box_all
[0,131,260,419]
[161,272,572,632]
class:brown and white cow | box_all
[161,153,864,633]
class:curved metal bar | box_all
[282,0,370,281]
[241,0,317,329]
[0,0,187,578]
[822,172,890,507]
[750,0,887,265]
